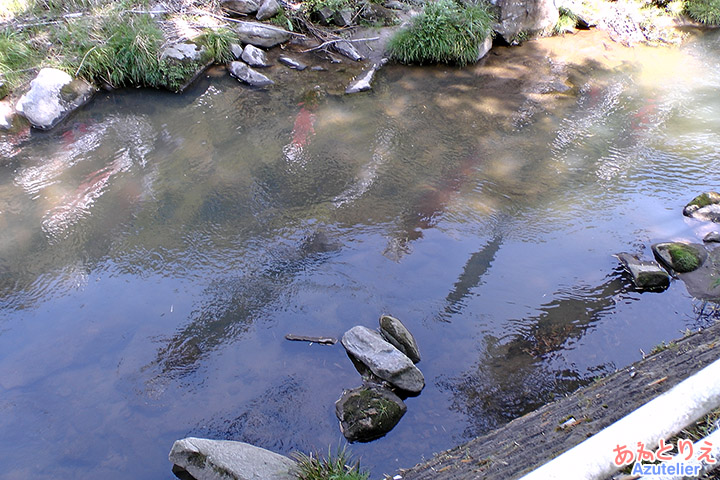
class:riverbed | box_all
[1,28,720,479]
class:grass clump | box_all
[667,243,701,272]
[685,0,720,24]
[293,446,369,480]
[0,28,42,91]
[387,0,494,66]
[196,27,236,63]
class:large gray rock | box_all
[683,192,720,223]
[494,0,559,43]
[221,0,261,15]
[341,326,424,393]
[616,253,670,290]
[704,232,720,243]
[652,242,707,274]
[256,0,281,20]
[15,68,95,130]
[333,40,364,61]
[169,437,295,480]
[335,385,407,442]
[235,21,293,48]
[229,61,274,87]
[241,45,271,67]
[379,315,421,363]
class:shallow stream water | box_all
[2,28,720,479]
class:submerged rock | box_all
[229,61,274,87]
[652,242,707,274]
[15,68,95,130]
[242,44,271,67]
[345,62,383,94]
[235,21,293,48]
[278,56,307,70]
[256,0,280,20]
[335,385,407,442]
[379,315,421,363]
[341,326,424,393]
[683,192,720,223]
[616,253,670,290]
[168,437,296,480]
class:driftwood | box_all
[285,333,337,345]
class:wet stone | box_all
[228,61,274,87]
[616,253,670,290]
[335,385,407,442]
[242,44,271,68]
[278,56,307,70]
[379,315,421,363]
[704,232,720,243]
[333,40,364,61]
[341,325,424,393]
[683,192,720,223]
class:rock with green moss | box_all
[652,242,707,273]
[683,192,720,222]
[335,385,407,442]
[616,253,670,290]
[168,437,296,480]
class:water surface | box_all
[2,29,720,479]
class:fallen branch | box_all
[301,36,379,52]
[285,333,338,345]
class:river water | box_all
[1,28,720,479]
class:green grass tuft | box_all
[685,0,720,24]
[667,243,701,272]
[0,28,42,90]
[387,0,494,66]
[197,27,236,63]
[293,446,369,480]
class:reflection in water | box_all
[442,274,627,437]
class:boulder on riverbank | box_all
[335,385,407,442]
[494,0,559,43]
[234,21,293,48]
[683,191,720,223]
[616,253,670,290]
[169,437,296,480]
[341,325,425,393]
[15,68,95,130]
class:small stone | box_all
[333,8,354,26]
[345,64,379,94]
[384,0,405,9]
[616,253,670,290]
[335,385,407,442]
[0,99,15,130]
[256,0,281,20]
[231,43,244,60]
[379,315,420,363]
[228,61,274,87]
[704,232,720,243]
[169,437,296,480]
[242,44,271,67]
[341,326,424,393]
[652,242,707,273]
[333,40,364,61]
[278,56,307,70]
[476,35,492,62]
[310,65,327,71]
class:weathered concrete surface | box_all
[398,321,720,480]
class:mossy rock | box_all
[335,385,407,442]
[683,192,720,222]
[652,242,707,273]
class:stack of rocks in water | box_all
[336,315,423,442]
